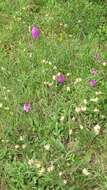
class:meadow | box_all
[0,0,107,189]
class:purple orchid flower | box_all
[32,26,41,39]
[24,103,31,112]
[91,68,97,75]
[95,53,100,61]
[56,74,65,84]
[90,80,97,87]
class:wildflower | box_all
[74,78,82,84]
[29,53,32,58]
[3,86,6,90]
[94,108,99,112]
[15,145,20,149]
[0,103,3,108]
[66,86,70,92]
[75,107,81,113]
[101,115,105,119]
[94,124,100,135]
[23,103,31,112]
[19,136,24,141]
[83,99,87,104]
[95,91,102,95]
[28,159,34,166]
[48,61,52,65]
[7,89,11,93]
[90,97,98,102]
[81,106,87,112]
[22,144,26,149]
[42,59,46,63]
[47,164,54,172]
[66,73,70,76]
[53,75,56,80]
[1,67,5,71]
[63,180,67,184]
[69,129,73,135]
[80,125,84,129]
[90,80,97,87]
[56,74,65,84]
[72,117,75,121]
[60,116,65,122]
[59,172,63,176]
[91,68,97,75]
[102,62,107,66]
[82,168,90,176]
[95,52,100,60]
[44,144,50,151]
[32,26,41,39]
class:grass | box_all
[0,0,107,189]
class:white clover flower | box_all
[22,144,26,149]
[19,136,24,141]
[83,99,87,104]
[82,168,90,176]
[1,67,6,71]
[44,144,50,151]
[15,145,20,149]
[59,171,63,176]
[29,53,32,58]
[94,108,99,112]
[80,125,84,129]
[75,107,81,113]
[0,103,3,108]
[63,179,67,184]
[102,62,107,66]
[90,97,98,102]
[48,61,52,65]
[95,91,102,95]
[94,124,101,135]
[69,129,73,135]
[72,117,75,121]
[81,106,87,112]
[60,116,65,122]
[66,73,70,76]
[66,86,70,92]
[74,78,82,84]
[53,75,56,80]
